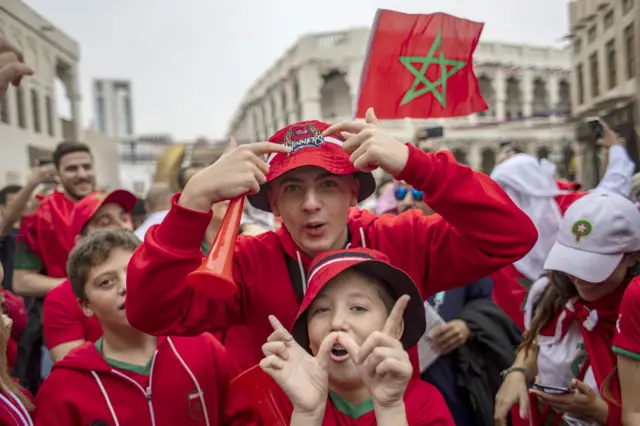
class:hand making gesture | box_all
[339,295,413,408]
[322,108,409,175]
[179,137,290,213]
[260,315,339,415]
[0,37,33,101]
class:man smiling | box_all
[126,109,538,371]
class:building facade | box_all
[93,79,134,139]
[569,0,638,188]
[227,28,575,177]
[0,0,120,189]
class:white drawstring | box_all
[90,338,209,426]
[91,371,120,426]
[359,227,366,248]
[167,337,210,426]
[296,251,307,295]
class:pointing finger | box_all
[0,63,33,86]
[365,108,380,127]
[225,137,238,152]
[315,332,339,370]
[336,332,360,359]
[382,295,410,336]
[268,315,291,337]
[245,142,291,157]
[322,120,370,136]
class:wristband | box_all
[500,366,527,379]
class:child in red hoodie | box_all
[34,229,256,426]
[260,248,454,425]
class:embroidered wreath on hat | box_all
[283,124,324,156]
[571,219,593,242]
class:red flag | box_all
[355,10,488,119]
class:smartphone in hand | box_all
[585,117,604,141]
[532,383,572,394]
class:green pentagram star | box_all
[399,30,468,107]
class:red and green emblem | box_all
[571,219,593,242]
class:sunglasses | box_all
[394,187,424,202]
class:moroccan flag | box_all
[355,10,488,119]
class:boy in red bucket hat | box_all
[260,247,453,425]
[126,109,537,372]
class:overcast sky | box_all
[24,0,570,140]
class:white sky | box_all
[24,0,570,140]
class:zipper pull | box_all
[146,387,152,401]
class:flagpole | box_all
[352,9,382,120]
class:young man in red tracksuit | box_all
[35,229,255,426]
[260,247,455,425]
[126,109,538,372]
[43,189,137,362]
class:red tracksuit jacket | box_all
[34,334,256,426]
[0,388,33,426]
[126,144,538,371]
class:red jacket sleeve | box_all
[389,144,537,296]
[126,194,246,336]
[43,283,86,350]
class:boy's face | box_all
[306,270,395,387]
[269,166,358,257]
[84,203,133,235]
[81,248,132,329]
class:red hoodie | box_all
[126,144,538,371]
[34,334,257,426]
[0,388,33,426]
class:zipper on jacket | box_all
[109,349,159,426]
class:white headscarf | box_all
[491,154,563,280]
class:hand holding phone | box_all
[586,117,604,141]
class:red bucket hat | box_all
[246,120,376,212]
[69,189,137,238]
[290,248,426,353]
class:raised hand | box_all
[259,315,336,415]
[179,137,290,213]
[339,295,412,408]
[0,37,33,101]
[322,108,409,175]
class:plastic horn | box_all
[228,365,288,426]
[186,196,244,298]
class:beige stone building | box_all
[568,0,638,188]
[0,0,120,189]
[227,28,575,176]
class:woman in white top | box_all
[494,191,640,426]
